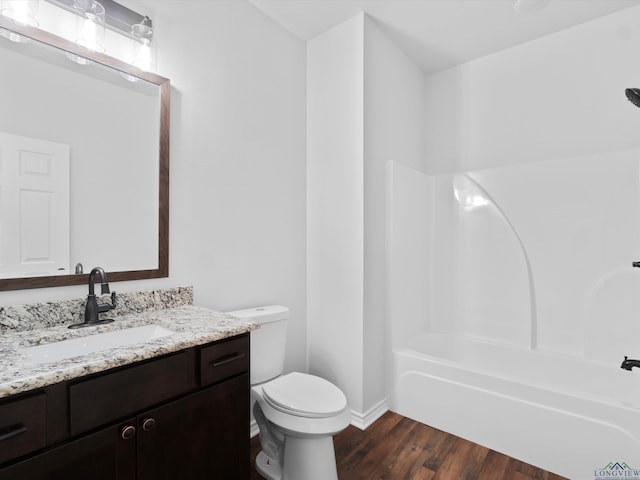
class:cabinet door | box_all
[0,420,136,480]
[137,374,249,480]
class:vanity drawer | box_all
[69,352,188,436]
[0,392,46,465]
[200,335,249,387]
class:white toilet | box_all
[227,305,351,480]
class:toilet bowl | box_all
[226,306,351,480]
[252,372,351,480]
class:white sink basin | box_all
[25,324,175,364]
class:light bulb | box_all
[131,19,154,72]
[73,0,105,52]
[0,0,38,27]
[134,41,151,70]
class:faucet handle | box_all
[96,291,117,314]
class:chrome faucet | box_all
[68,267,117,329]
[620,356,640,371]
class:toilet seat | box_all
[262,372,347,419]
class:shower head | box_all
[625,88,640,108]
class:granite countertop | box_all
[0,305,258,399]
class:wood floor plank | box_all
[419,426,458,472]
[477,450,512,480]
[335,411,405,474]
[512,457,568,480]
[404,443,442,480]
[516,460,545,479]
[345,417,419,479]
[432,437,490,480]
[369,421,437,479]
[408,465,437,480]
[249,411,568,480]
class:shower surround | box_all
[386,155,640,479]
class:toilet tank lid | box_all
[226,305,289,324]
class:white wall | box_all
[425,5,640,174]
[307,14,365,414]
[307,13,425,425]
[0,0,308,374]
[149,0,307,372]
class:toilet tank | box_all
[226,305,289,385]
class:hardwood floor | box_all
[249,411,567,480]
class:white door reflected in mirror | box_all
[0,131,70,278]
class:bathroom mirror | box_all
[0,16,169,290]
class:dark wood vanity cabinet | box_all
[0,334,250,480]
[137,374,247,480]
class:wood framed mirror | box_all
[0,15,169,291]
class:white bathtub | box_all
[390,332,640,479]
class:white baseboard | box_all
[349,399,388,430]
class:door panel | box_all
[0,131,69,278]
[137,375,249,480]
[0,420,136,480]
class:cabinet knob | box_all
[142,417,156,432]
[121,425,136,440]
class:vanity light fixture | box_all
[43,0,153,67]
[0,0,39,42]
[1,0,154,68]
